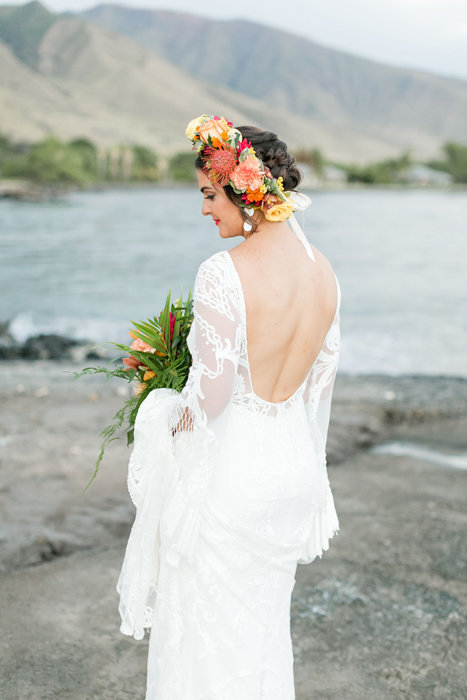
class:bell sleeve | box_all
[160,255,242,565]
[298,287,341,565]
[117,254,242,639]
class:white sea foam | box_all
[8,310,127,345]
[370,441,467,470]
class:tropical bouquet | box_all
[73,291,193,490]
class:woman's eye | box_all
[204,194,215,200]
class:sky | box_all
[4,0,467,81]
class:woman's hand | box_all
[171,406,194,436]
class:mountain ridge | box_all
[81,4,467,158]
[0,1,466,162]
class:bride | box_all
[117,115,341,699]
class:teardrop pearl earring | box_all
[243,207,254,233]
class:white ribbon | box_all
[287,192,315,262]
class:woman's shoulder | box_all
[226,235,333,284]
[193,251,244,321]
[195,250,231,282]
[194,250,240,300]
[198,249,229,268]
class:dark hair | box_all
[195,125,302,235]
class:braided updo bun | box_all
[235,126,302,191]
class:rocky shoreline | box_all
[0,323,117,363]
[0,360,466,698]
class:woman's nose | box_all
[201,200,211,216]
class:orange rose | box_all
[197,118,229,145]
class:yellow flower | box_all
[276,176,284,193]
[264,201,295,222]
[143,370,156,381]
[185,114,208,140]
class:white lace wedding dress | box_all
[117,240,341,699]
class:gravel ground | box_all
[0,361,466,699]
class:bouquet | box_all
[73,291,193,490]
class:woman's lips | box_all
[214,219,220,226]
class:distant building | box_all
[322,165,347,184]
[297,162,347,188]
[296,163,321,189]
[399,164,452,186]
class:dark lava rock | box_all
[19,334,80,360]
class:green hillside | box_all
[0,0,56,66]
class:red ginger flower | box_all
[237,138,252,155]
[169,312,176,341]
[158,311,176,342]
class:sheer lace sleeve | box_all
[303,280,341,458]
[117,253,242,639]
[298,278,341,565]
[161,254,242,562]
[173,254,242,429]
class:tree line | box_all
[295,143,467,184]
[0,133,466,186]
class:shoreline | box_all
[1,321,467,383]
[1,177,465,202]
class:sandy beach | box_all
[0,359,466,698]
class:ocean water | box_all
[0,186,466,377]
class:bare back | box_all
[229,228,339,403]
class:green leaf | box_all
[162,290,172,353]
[129,323,166,353]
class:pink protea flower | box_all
[231,155,263,191]
[202,144,238,186]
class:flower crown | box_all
[185,114,297,222]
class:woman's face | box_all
[197,168,244,239]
